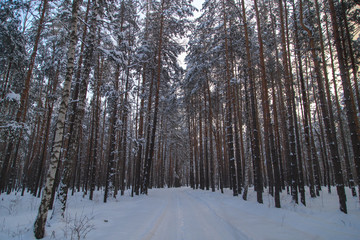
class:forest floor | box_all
[1,186,360,240]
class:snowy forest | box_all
[1,0,360,239]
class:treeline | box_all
[0,0,359,237]
[184,0,360,213]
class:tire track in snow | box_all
[186,191,252,240]
[142,190,185,240]
[175,191,185,240]
[142,198,170,240]
[183,190,252,240]
[187,190,341,240]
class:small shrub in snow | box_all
[9,224,30,240]
[62,212,94,240]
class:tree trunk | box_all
[34,0,80,237]
[328,0,360,198]
[89,58,103,200]
[120,65,131,196]
[325,16,357,197]
[241,0,262,202]
[199,98,205,190]
[223,0,237,197]
[58,0,97,214]
[205,76,216,192]
[187,105,195,189]
[104,66,120,202]
[204,95,210,191]
[142,0,165,194]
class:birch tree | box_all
[34,0,80,237]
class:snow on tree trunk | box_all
[58,0,98,214]
[327,0,360,203]
[142,0,165,195]
[33,0,80,238]
[300,0,347,213]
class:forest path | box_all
[82,187,360,240]
[2,187,360,240]
[141,188,250,240]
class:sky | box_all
[192,0,205,15]
[177,0,205,67]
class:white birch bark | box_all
[58,0,98,216]
[33,0,80,238]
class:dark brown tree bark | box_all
[142,0,166,194]
[89,57,103,200]
[326,17,357,197]
[292,0,317,198]
[204,91,210,190]
[187,104,195,189]
[223,0,237,197]
[300,0,347,213]
[240,0,262,203]
[328,0,360,199]
[279,0,299,204]
[254,0,276,199]
[1,0,48,193]
[205,76,216,192]
[339,0,360,113]
[120,64,131,196]
[104,66,120,203]
[199,98,205,190]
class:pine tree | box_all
[0,0,48,193]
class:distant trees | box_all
[0,0,48,193]
[0,0,359,237]
[184,0,359,214]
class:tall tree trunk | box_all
[142,0,165,194]
[205,76,216,192]
[292,1,316,198]
[134,0,151,196]
[204,93,210,191]
[89,58,103,200]
[325,17,357,196]
[199,98,205,190]
[254,0,276,199]
[34,0,80,237]
[58,0,97,214]
[187,105,195,189]
[120,64,131,196]
[279,0,298,204]
[241,0,262,202]
[193,105,199,189]
[104,66,120,202]
[134,67,147,195]
[215,110,224,194]
[223,0,237,197]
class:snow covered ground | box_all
[1,187,359,240]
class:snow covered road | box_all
[1,187,360,239]
[79,187,360,240]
